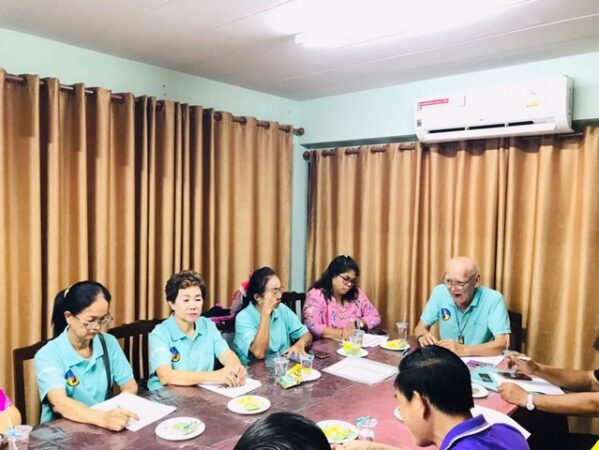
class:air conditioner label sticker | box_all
[418,98,449,109]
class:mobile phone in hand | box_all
[497,370,532,381]
[311,350,330,360]
[478,372,494,383]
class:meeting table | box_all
[27,337,517,449]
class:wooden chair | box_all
[107,318,163,390]
[281,291,306,319]
[508,309,523,352]
[13,339,48,422]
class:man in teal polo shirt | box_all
[414,257,510,356]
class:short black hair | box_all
[164,270,207,302]
[312,255,360,302]
[394,346,474,415]
[52,281,111,337]
[234,412,330,450]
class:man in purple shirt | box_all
[336,346,529,450]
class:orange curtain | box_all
[0,69,294,424]
[307,137,599,376]
[205,112,292,304]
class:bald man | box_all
[414,257,511,356]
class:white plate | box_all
[227,395,271,415]
[471,383,489,399]
[287,368,322,382]
[336,348,369,358]
[380,339,411,351]
[393,407,403,421]
[317,420,359,444]
[155,417,205,441]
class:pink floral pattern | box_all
[302,288,381,337]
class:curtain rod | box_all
[302,143,416,160]
[213,111,304,136]
[5,73,304,136]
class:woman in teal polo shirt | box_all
[148,270,247,391]
[234,267,313,363]
[34,281,138,430]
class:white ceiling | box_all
[1,0,599,100]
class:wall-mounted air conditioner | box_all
[415,76,573,143]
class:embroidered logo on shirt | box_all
[65,369,79,387]
[441,308,451,321]
[170,346,181,362]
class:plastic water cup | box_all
[356,416,378,441]
[300,355,313,375]
[274,356,288,377]
[396,321,408,343]
[352,329,365,347]
[347,334,362,355]
[6,425,32,450]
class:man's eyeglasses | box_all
[442,273,477,290]
[338,274,357,286]
[73,314,113,330]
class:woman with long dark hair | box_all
[234,267,312,363]
[303,255,380,340]
[34,281,138,429]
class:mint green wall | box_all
[0,28,298,124]
[299,51,599,145]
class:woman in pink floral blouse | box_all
[303,255,381,340]
[0,388,21,433]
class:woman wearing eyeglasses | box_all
[34,281,138,430]
[303,255,381,340]
[234,267,312,363]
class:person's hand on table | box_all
[100,407,139,431]
[505,353,538,376]
[417,332,438,346]
[437,339,464,355]
[283,341,307,360]
[225,363,248,386]
[341,321,356,340]
[214,366,242,387]
[499,382,529,407]
[333,441,401,450]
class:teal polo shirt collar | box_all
[56,327,105,370]
[164,314,205,342]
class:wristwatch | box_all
[526,393,535,411]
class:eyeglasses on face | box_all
[442,273,477,290]
[74,313,113,330]
[338,274,357,286]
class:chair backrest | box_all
[107,319,163,388]
[281,292,306,319]
[13,339,48,422]
[508,309,523,352]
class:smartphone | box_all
[497,370,532,381]
[478,372,494,383]
[311,350,330,360]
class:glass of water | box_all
[396,321,408,343]
[356,416,378,441]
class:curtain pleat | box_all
[0,71,293,425]
[307,137,599,382]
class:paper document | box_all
[324,358,398,385]
[361,334,389,348]
[199,377,262,398]
[492,373,565,395]
[92,392,176,431]
[462,355,505,367]
[472,405,531,439]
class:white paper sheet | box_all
[91,392,176,431]
[471,405,531,439]
[461,355,505,367]
[199,377,262,398]
[323,358,398,385]
[492,373,565,395]
[361,334,389,348]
